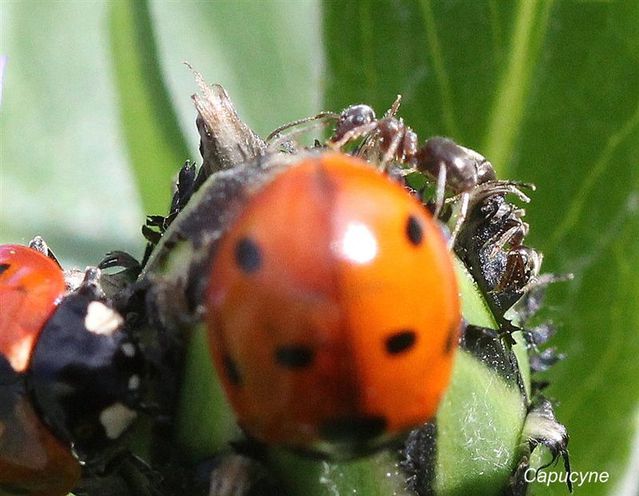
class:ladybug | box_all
[205,153,461,457]
[0,244,143,496]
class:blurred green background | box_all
[1,1,637,495]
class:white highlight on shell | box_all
[8,337,34,373]
[128,375,140,391]
[84,301,123,336]
[120,342,136,357]
[99,402,137,440]
[338,222,378,264]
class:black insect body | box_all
[30,268,144,465]
[329,99,419,167]
[455,193,539,320]
[325,104,528,247]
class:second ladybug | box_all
[0,243,143,496]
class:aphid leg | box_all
[466,180,533,216]
[329,121,379,150]
[433,163,447,219]
[353,132,377,160]
[485,222,529,258]
[448,191,470,249]
[384,94,402,118]
[518,265,576,295]
[379,128,404,169]
[266,112,339,152]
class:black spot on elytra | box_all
[406,215,423,246]
[446,322,460,354]
[385,330,417,355]
[235,238,262,273]
[319,415,387,442]
[223,355,242,385]
[275,345,314,369]
[0,264,9,276]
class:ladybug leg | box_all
[98,251,143,297]
[74,451,174,496]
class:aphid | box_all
[328,98,419,167]
[266,98,528,248]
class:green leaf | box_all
[262,349,527,496]
[323,2,639,495]
[267,449,414,496]
[454,258,497,330]
[434,351,526,496]
[176,323,239,460]
[0,0,322,264]
[3,1,637,495]
[0,0,142,265]
[109,0,191,214]
[512,3,639,495]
